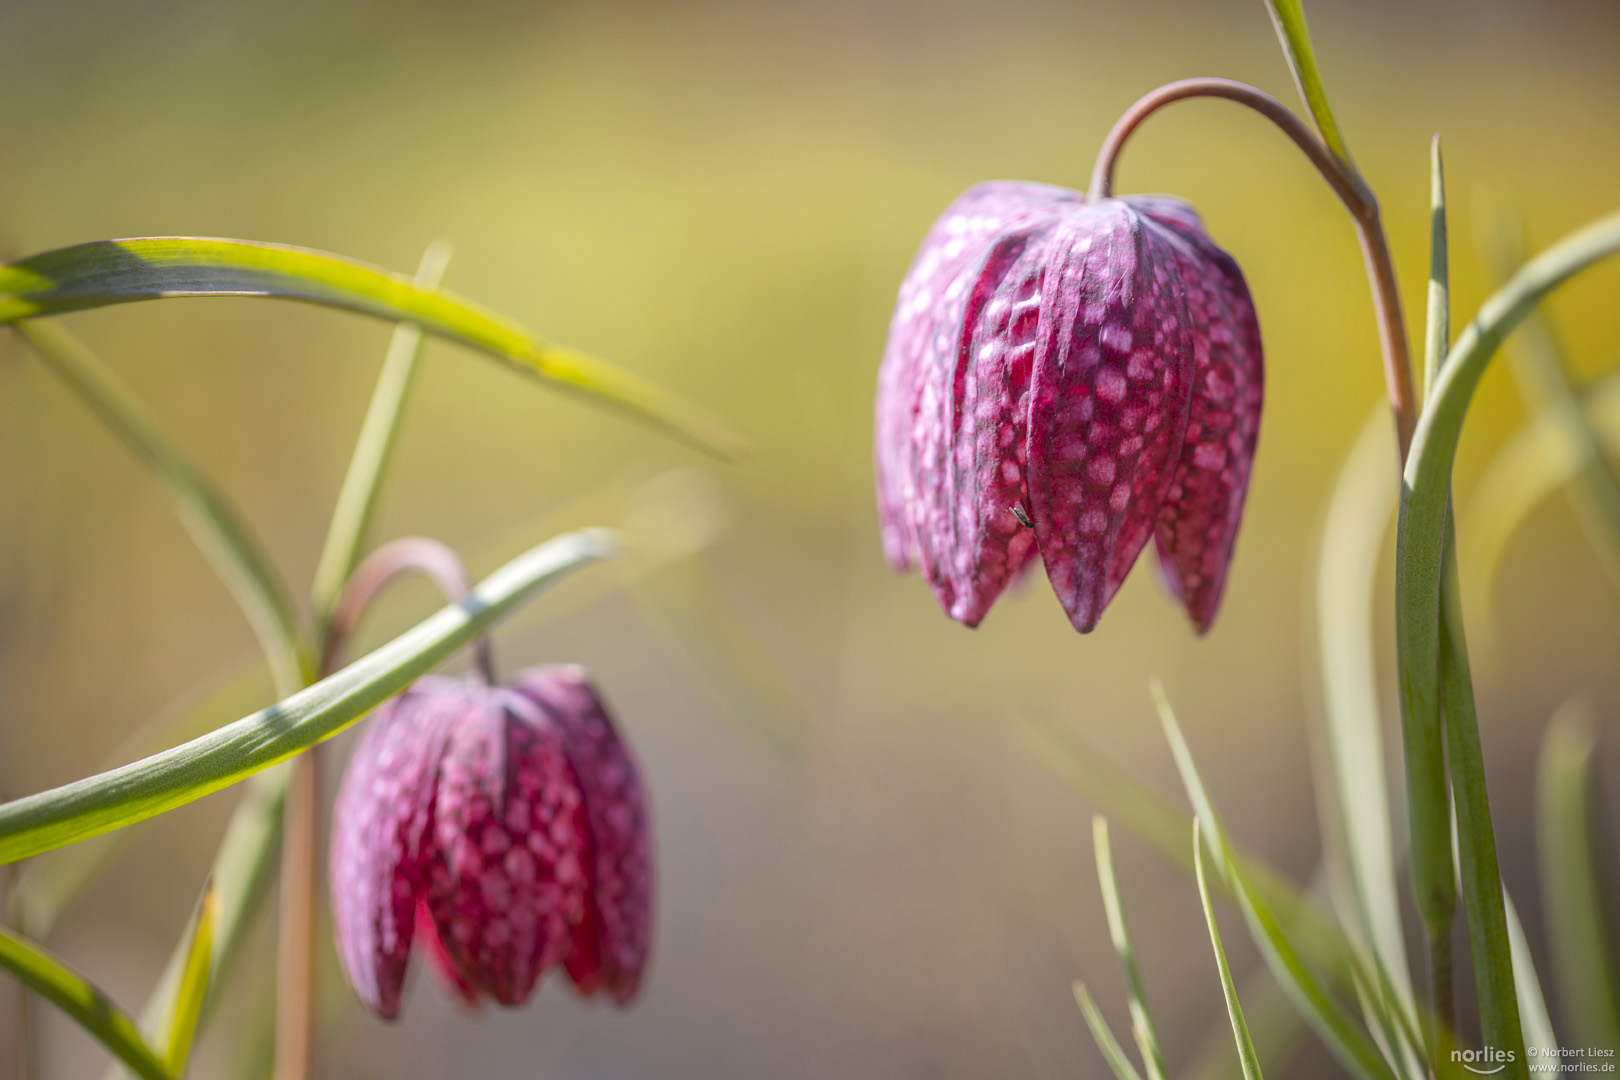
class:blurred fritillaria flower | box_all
[329,665,652,1019]
[874,181,1263,633]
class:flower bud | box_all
[874,181,1262,632]
[329,669,652,1018]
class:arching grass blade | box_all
[1397,210,1620,959]
[0,529,613,865]
[0,238,741,459]
[14,321,305,692]
[0,923,169,1080]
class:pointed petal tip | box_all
[512,665,653,1008]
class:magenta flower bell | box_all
[329,665,652,1019]
[874,181,1263,633]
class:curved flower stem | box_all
[321,537,495,682]
[277,244,452,1080]
[275,537,494,1080]
[0,531,609,865]
[1087,77,1416,459]
[1091,74,1459,1051]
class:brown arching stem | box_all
[1091,77,1452,1056]
[319,537,496,682]
[273,537,493,1080]
[1088,77,1417,462]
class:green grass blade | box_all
[1424,136,1449,400]
[14,321,306,693]
[1397,208,1620,940]
[156,881,218,1076]
[310,240,452,633]
[1536,700,1620,1054]
[0,923,170,1080]
[1019,710,1352,981]
[1310,403,1421,1047]
[1503,887,1558,1059]
[1398,135,1459,947]
[1261,0,1359,176]
[1152,682,1400,1080]
[1074,980,1147,1080]
[0,529,613,865]
[1479,208,1620,594]
[111,768,286,1080]
[1186,966,1309,1080]
[1094,816,1169,1080]
[0,238,740,459]
[1439,524,1526,1078]
[1195,818,1265,1080]
[13,662,273,942]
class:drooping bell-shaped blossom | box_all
[874,181,1263,633]
[329,666,652,1019]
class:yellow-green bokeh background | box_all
[1,0,1617,1076]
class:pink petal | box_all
[414,897,482,1008]
[328,679,460,1020]
[924,231,1046,625]
[425,687,591,1007]
[514,666,653,1006]
[1129,197,1264,632]
[1025,199,1195,632]
[874,182,1074,578]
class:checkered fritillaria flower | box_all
[329,665,652,1019]
[874,181,1263,633]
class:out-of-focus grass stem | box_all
[278,243,452,1080]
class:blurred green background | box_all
[1,0,1618,1076]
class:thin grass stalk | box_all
[1195,818,1265,1080]
[310,241,453,644]
[1420,135,1458,1056]
[12,321,307,694]
[274,242,452,1080]
[1075,980,1148,1080]
[273,754,318,1080]
[1423,135,1524,1073]
[1093,816,1169,1080]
